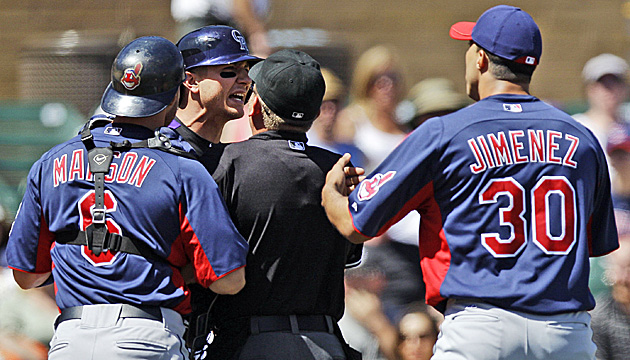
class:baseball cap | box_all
[582,53,629,83]
[607,123,630,154]
[249,49,326,122]
[450,5,542,66]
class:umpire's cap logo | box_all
[121,63,143,91]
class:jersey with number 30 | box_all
[348,94,619,315]
[6,123,248,314]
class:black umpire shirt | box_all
[205,130,362,355]
[212,129,362,318]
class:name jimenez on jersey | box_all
[467,129,579,174]
[52,149,156,188]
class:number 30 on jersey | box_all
[479,176,576,258]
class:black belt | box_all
[55,304,162,330]
[249,315,334,334]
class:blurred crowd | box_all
[2,2,630,359]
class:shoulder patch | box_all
[357,171,396,201]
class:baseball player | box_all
[6,36,248,360]
[166,25,260,348]
[168,25,260,173]
[322,5,619,360]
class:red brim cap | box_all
[449,21,476,40]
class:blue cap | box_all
[176,25,262,70]
[450,5,542,66]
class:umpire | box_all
[201,49,362,360]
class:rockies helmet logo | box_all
[121,63,143,90]
[232,30,249,51]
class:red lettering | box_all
[489,132,513,166]
[130,156,156,187]
[53,155,67,187]
[468,139,487,173]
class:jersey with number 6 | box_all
[348,94,619,315]
[6,123,248,314]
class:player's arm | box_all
[322,153,371,244]
[208,267,246,295]
[12,269,52,290]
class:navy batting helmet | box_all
[101,36,185,118]
[177,25,262,70]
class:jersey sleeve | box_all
[348,118,444,237]
[178,158,248,288]
[6,159,54,274]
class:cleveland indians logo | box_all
[232,30,248,51]
[121,63,143,90]
[357,171,396,201]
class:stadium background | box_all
[0,0,629,217]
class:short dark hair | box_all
[476,43,535,83]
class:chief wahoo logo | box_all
[357,171,396,201]
[121,63,143,90]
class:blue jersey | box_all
[348,94,619,314]
[6,123,248,314]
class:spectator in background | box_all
[587,123,630,299]
[171,0,271,57]
[573,53,629,151]
[591,212,630,360]
[607,123,630,210]
[395,305,439,360]
[308,67,365,167]
[340,261,397,360]
[574,55,630,300]
[401,77,472,130]
[335,45,408,174]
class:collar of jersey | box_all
[169,116,212,155]
[97,122,155,140]
[482,93,539,103]
[250,130,308,143]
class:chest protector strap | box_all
[56,118,192,260]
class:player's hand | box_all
[344,164,365,192]
[324,153,360,198]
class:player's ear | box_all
[248,94,260,117]
[182,71,200,94]
[476,48,489,72]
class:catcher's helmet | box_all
[177,25,262,70]
[101,36,185,118]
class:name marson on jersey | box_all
[52,149,156,187]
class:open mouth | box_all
[229,93,245,102]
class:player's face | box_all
[195,61,252,121]
[464,42,481,101]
